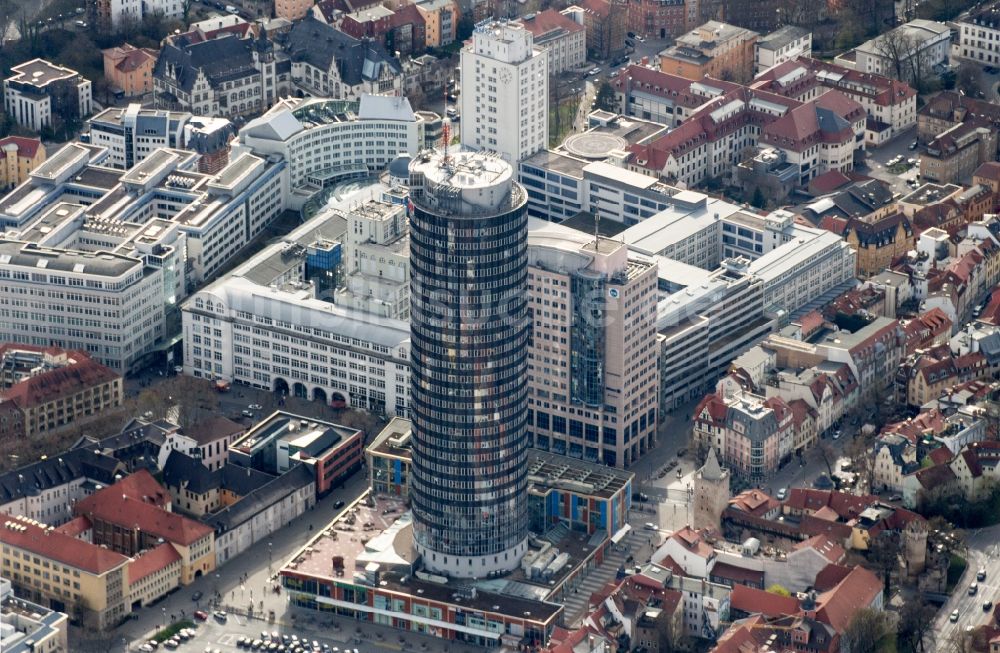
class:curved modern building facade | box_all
[408,150,530,578]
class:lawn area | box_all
[947,553,968,592]
[152,619,196,643]
[548,98,578,148]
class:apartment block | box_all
[517,9,586,74]
[0,516,130,630]
[0,345,123,439]
[658,21,758,83]
[850,20,950,83]
[755,25,812,75]
[956,2,1000,66]
[0,137,44,192]
[573,0,627,61]
[4,60,92,133]
[101,44,157,98]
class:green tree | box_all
[594,82,616,112]
[842,608,892,653]
[750,187,766,209]
[766,584,791,597]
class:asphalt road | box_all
[932,525,1000,652]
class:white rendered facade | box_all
[958,4,1000,65]
[854,20,951,79]
[183,277,411,417]
[233,96,423,195]
[460,21,549,164]
[4,60,92,133]
[334,200,410,319]
[755,26,812,75]
[103,0,183,29]
[0,240,164,374]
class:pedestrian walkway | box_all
[559,530,647,627]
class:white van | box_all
[225,5,239,13]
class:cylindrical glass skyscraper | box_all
[407,149,530,578]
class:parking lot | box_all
[860,127,921,197]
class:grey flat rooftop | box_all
[9,59,79,87]
[0,240,141,278]
[522,150,588,178]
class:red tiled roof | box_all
[784,489,876,519]
[518,9,584,37]
[728,489,776,516]
[809,170,852,194]
[0,515,128,575]
[0,353,119,410]
[0,136,42,159]
[112,469,172,507]
[75,486,212,546]
[914,462,957,489]
[978,287,1000,326]
[388,3,425,29]
[670,526,715,558]
[575,0,610,18]
[813,563,852,591]
[694,392,729,425]
[928,446,953,465]
[730,584,800,618]
[129,542,182,582]
[103,44,157,73]
[815,565,882,632]
[53,515,91,538]
[974,161,1000,182]
[793,534,845,563]
[711,561,765,586]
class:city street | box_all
[95,473,371,652]
[932,524,1000,652]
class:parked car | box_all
[776,488,787,500]
[909,140,918,150]
[248,403,262,410]
[214,610,228,622]
[241,409,254,418]
[333,499,345,509]
[192,590,203,601]
[643,522,657,530]
[194,610,209,621]
[888,494,902,502]
[950,609,960,622]
[985,600,994,611]
[978,567,987,581]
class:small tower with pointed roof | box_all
[692,446,730,532]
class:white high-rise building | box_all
[460,20,549,164]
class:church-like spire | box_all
[700,446,724,481]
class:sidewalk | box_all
[105,472,370,647]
